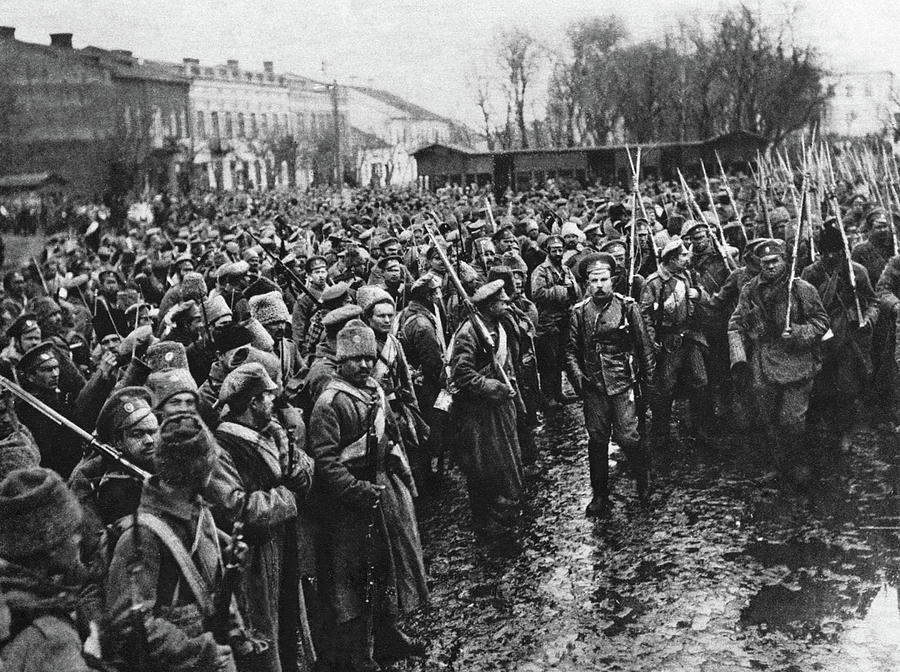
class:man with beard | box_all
[95,267,124,311]
[801,222,878,456]
[292,255,330,354]
[310,319,428,671]
[70,387,158,532]
[471,238,497,283]
[250,290,304,390]
[567,253,655,516]
[640,239,709,453]
[0,313,42,378]
[210,362,314,672]
[729,239,829,483]
[0,467,91,672]
[450,280,525,538]
[531,235,580,410]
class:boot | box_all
[586,439,610,517]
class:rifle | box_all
[715,151,746,240]
[243,228,322,308]
[0,376,151,480]
[677,169,737,272]
[823,146,866,328]
[211,502,246,645]
[700,160,738,271]
[125,507,150,672]
[425,230,516,394]
[783,172,809,337]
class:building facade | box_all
[821,70,897,139]
[0,27,190,196]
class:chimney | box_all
[0,27,15,40]
[263,61,274,74]
[50,32,73,49]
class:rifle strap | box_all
[121,513,214,618]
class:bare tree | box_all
[497,28,544,149]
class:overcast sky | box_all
[4,0,900,128]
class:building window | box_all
[845,85,854,98]
[224,112,233,138]
[211,111,220,138]
[272,114,280,136]
[310,113,317,134]
[180,111,188,138]
[237,113,245,138]
[250,113,258,137]
[297,112,306,134]
[261,113,268,136]
[124,106,132,134]
[283,113,289,135]
[170,111,178,137]
[196,111,206,138]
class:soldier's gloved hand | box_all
[483,379,513,402]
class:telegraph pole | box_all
[331,80,342,186]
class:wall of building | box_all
[822,71,897,138]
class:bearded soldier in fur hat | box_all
[309,319,428,671]
[209,362,314,672]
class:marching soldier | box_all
[639,239,710,452]
[801,222,878,454]
[566,253,655,516]
[531,235,580,410]
[729,239,829,482]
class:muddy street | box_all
[394,404,900,672]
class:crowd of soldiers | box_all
[0,169,895,671]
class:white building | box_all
[821,70,897,138]
[346,85,485,187]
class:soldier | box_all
[449,280,525,537]
[373,255,408,312]
[292,256,328,353]
[531,235,580,410]
[801,222,878,454]
[566,253,655,516]
[210,363,314,672]
[639,239,709,452]
[0,312,42,377]
[0,467,91,672]
[599,238,644,301]
[728,239,829,482]
[309,319,428,671]
[851,207,896,287]
[105,413,240,672]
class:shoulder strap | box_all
[123,513,213,616]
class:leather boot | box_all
[586,439,610,517]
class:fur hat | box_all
[0,429,41,481]
[146,368,198,410]
[500,251,527,275]
[31,297,61,324]
[95,387,154,444]
[0,467,82,559]
[336,319,377,361]
[560,221,583,239]
[154,414,216,489]
[92,306,127,341]
[322,305,364,334]
[356,285,394,315]
[249,291,290,326]
[819,221,844,255]
[243,317,275,352]
[146,340,189,371]
[5,313,40,340]
[204,295,232,326]
[219,362,278,408]
[244,277,281,301]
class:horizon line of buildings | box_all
[0,26,485,198]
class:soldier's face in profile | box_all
[121,413,159,465]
